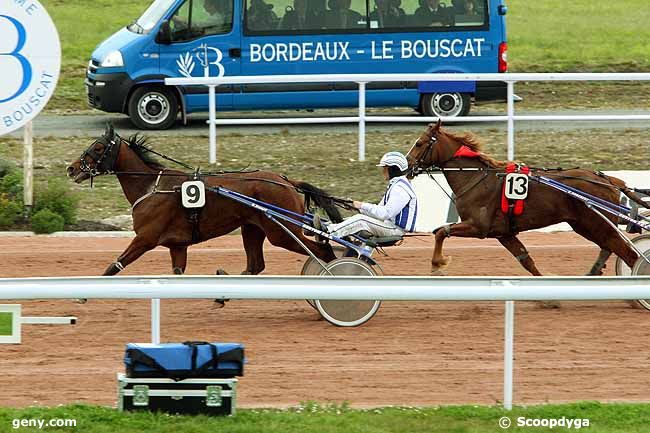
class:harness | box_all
[77,133,203,243]
[500,163,530,234]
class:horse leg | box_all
[169,246,188,275]
[431,227,451,275]
[103,235,157,275]
[570,221,637,271]
[587,249,612,276]
[431,223,483,275]
[497,235,542,276]
[497,235,562,308]
[241,224,267,275]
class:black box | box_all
[117,373,237,416]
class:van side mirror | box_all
[498,5,507,15]
[157,20,172,44]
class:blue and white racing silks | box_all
[360,175,418,232]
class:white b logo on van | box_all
[177,44,224,78]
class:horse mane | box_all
[445,131,507,168]
[124,134,167,170]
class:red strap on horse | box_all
[501,163,529,215]
[453,145,481,159]
[501,164,515,214]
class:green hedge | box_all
[31,209,65,234]
[34,180,79,225]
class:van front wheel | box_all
[421,92,471,118]
[128,86,178,130]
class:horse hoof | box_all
[431,257,451,275]
[215,269,229,275]
[213,299,229,309]
[538,300,561,309]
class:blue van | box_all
[86,0,508,129]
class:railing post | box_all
[151,298,160,344]
[23,121,34,218]
[358,82,366,162]
[504,300,515,410]
[208,85,217,164]
[506,81,515,161]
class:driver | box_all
[318,151,418,239]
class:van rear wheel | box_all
[128,86,178,130]
[422,92,471,118]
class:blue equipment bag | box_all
[125,341,244,380]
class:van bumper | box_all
[85,72,132,113]
[475,81,507,102]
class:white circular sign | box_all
[0,0,61,136]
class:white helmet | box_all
[377,151,408,172]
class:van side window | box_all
[244,0,485,33]
[248,0,366,32]
[278,0,327,31]
[170,0,233,41]
[322,0,366,29]
[245,0,280,31]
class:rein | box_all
[423,167,491,204]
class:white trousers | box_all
[326,214,404,239]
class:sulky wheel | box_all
[632,248,650,311]
[314,257,381,327]
[301,246,345,310]
[301,246,346,276]
[616,234,650,276]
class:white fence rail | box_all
[165,72,650,164]
[2,274,650,410]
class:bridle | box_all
[78,133,121,184]
[407,128,437,176]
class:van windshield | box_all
[131,0,177,33]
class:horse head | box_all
[67,123,122,183]
[406,119,463,173]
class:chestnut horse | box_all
[406,120,646,277]
[66,125,340,276]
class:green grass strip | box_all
[2,402,650,433]
[0,312,12,336]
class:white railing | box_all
[165,72,650,164]
[2,274,650,410]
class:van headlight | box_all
[100,51,124,67]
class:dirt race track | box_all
[1,232,649,408]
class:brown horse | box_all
[66,125,340,276]
[406,120,646,277]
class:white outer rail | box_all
[1,275,650,299]
[165,72,650,163]
[2,274,650,410]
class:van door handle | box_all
[229,48,241,58]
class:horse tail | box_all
[605,175,648,208]
[288,180,344,223]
